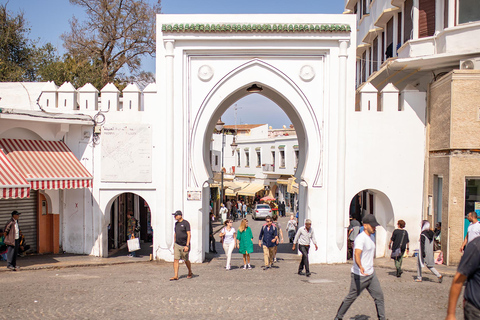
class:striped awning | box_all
[0,149,30,199]
[0,139,93,190]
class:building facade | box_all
[346,0,480,264]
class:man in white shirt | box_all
[460,211,480,252]
[292,219,318,277]
[335,214,386,320]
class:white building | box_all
[0,13,437,264]
[211,124,299,213]
[346,0,480,264]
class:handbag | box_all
[127,237,140,252]
[391,230,406,259]
[219,228,225,244]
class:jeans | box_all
[298,244,310,273]
[7,239,20,268]
[288,230,296,243]
[335,272,386,320]
[262,245,275,266]
[223,241,235,268]
[465,300,480,320]
[417,255,441,280]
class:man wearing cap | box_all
[335,214,386,320]
[170,210,193,280]
[4,210,21,271]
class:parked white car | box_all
[252,204,272,220]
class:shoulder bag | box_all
[391,230,406,259]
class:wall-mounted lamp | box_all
[246,84,263,93]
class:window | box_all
[419,0,436,38]
[215,155,219,166]
[434,175,443,224]
[372,36,378,72]
[404,0,413,43]
[458,0,480,24]
[465,178,480,239]
[236,150,241,167]
[245,149,250,167]
[271,151,276,166]
[294,150,299,168]
[279,150,285,168]
[256,150,261,167]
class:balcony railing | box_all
[262,164,275,172]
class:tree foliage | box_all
[0,4,35,81]
[62,0,161,87]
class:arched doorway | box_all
[107,192,153,257]
[347,189,395,258]
[154,14,355,264]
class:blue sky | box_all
[3,0,346,128]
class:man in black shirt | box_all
[170,210,193,281]
[446,236,480,319]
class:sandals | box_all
[169,277,178,281]
[187,273,193,279]
[414,278,422,282]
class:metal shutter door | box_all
[0,190,37,252]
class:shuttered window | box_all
[361,51,366,83]
[0,190,38,252]
[398,12,402,48]
[386,17,394,59]
[372,36,378,72]
[419,0,436,38]
[404,0,414,43]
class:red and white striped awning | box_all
[0,149,30,199]
[0,139,93,190]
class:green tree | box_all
[62,0,161,88]
[0,4,35,81]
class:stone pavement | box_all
[0,255,462,320]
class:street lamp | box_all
[246,84,263,93]
[216,118,225,206]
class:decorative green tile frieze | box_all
[162,23,351,33]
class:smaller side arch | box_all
[347,189,395,258]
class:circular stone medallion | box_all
[300,65,315,82]
[198,65,214,81]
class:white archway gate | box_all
[153,14,356,263]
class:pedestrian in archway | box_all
[237,219,253,269]
[4,211,21,271]
[209,213,217,254]
[334,214,386,320]
[460,212,480,252]
[388,220,409,277]
[170,211,193,281]
[415,220,442,283]
[219,219,236,270]
[126,211,137,257]
[286,214,297,244]
[259,216,278,270]
[292,219,317,277]
[272,214,284,264]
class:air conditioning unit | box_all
[460,57,480,70]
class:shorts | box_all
[174,243,189,261]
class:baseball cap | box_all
[172,210,183,216]
[363,214,379,227]
[11,210,21,216]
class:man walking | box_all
[209,212,217,253]
[446,236,480,319]
[292,219,318,277]
[258,216,278,270]
[170,210,193,281]
[460,211,480,252]
[4,210,21,271]
[335,214,385,320]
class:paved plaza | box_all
[0,216,463,319]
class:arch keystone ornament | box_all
[153,14,356,264]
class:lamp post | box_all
[215,118,225,205]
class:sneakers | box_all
[438,275,443,283]
[306,272,311,277]
[243,265,247,270]
[298,271,305,275]
[226,266,231,270]
[247,264,252,269]
[7,266,16,272]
